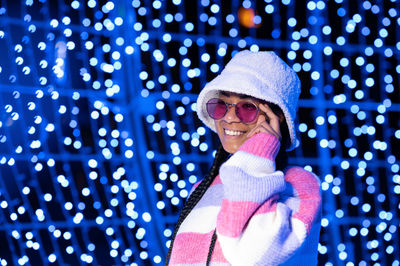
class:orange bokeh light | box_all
[238,7,261,28]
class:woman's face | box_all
[213,92,262,154]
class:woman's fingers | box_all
[246,104,282,140]
[246,114,266,138]
[259,104,281,138]
[259,121,281,139]
[246,121,280,139]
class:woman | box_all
[166,50,322,265]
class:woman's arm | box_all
[216,132,321,265]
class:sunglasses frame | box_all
[206,98,260,124]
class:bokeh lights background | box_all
[0,0,399,265]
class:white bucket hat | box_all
[196,50,301,150]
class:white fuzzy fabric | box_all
[196,50,301,150]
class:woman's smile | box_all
[223,128,246,136]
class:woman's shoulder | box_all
[284,166,321,185]
[284,166,317,176]
[282,166,322,204]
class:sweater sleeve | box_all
[216,132,321,265]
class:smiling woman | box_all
[166,50,322,265]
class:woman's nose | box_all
[224,105,240,122]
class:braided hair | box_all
[165,144,230,265]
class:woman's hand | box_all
[246,103,281,140]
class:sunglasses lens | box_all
[206,98,227,119]
[236,101,258,123]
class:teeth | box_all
[224,129,244,136]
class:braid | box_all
[165,145,229,265]
[206,230,217,265]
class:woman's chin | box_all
[221,139,245,154]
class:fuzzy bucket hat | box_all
[196,50,301,150]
